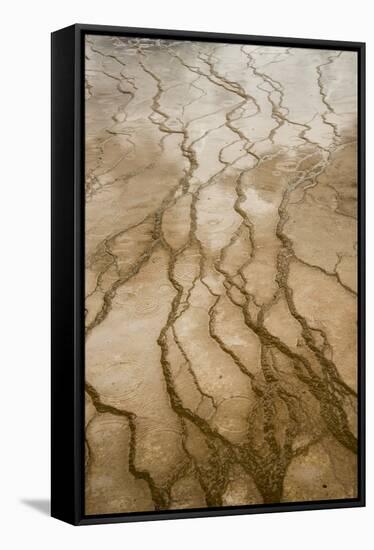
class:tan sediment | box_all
[84,36,358,513]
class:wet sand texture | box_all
[84,36,358,515]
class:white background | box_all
[0,0,370,548]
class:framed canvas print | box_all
[51,24,365,525]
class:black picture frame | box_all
[51,23,366,526]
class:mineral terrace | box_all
[84,35,358,515]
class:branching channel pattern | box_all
[84,36,358,515]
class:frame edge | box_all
[51,23,82,526]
